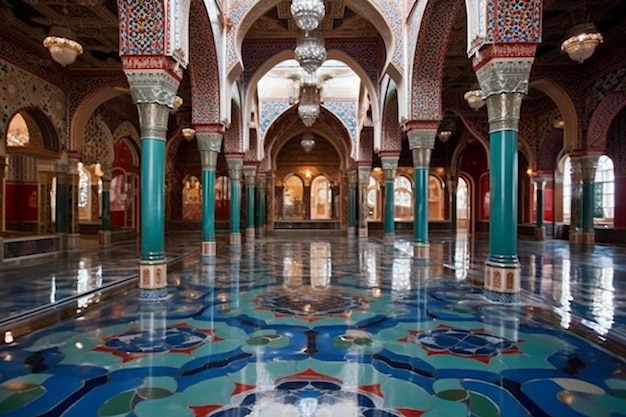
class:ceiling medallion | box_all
[561,23,603,63]
[294,32,326,74]
[300,132,316,152]
[290,0,325,32]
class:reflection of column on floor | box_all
[139,300,168,350]
[230,253,241,312]
[201,263,215,328]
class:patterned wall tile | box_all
[0,59,66,146]
[118,0,166,55]
[260,100,292,138]
[322,100,357,145]
[493,0,541,43]
[189,0,221,125]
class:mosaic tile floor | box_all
[0,233,625,417]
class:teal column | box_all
[407,127,436,259]
[487,128,518,262]
[347,170,357,237]
[476,56,533,302]
[197,131,223,259]
[226,154,243,248]
[255,173,266,237]
[99,175,112,248]
[125,69,180,300]
[357,165,371,239]
[101,179,110,231]
[55,169,69,235]
[580,155,598,245]
[533,175,547,241]
[380,154,399,246]
[569,156,583,243]
[243,165,257,241]
[447,178,458,232]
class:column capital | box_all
[124,69,181,109]
[579,154,600,183]
[406,128,437,150]
[347,170,358,186]
[475,57,534,98]
[357,164,371,184]
[197,131,223,170]
[226,153,244,181]
[243,165,257,186]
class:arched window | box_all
[367,175,380,221]
[182,175,202,220]
[283,174,304,219]
[594,155,614,226]
[78,162,91,221]
[563,156,572,225]
[394,175,413,221]
[215,175,230,221]
[310,176,331,219]
[457,177,469,230]
[428,175,445,220]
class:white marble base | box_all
[383,233,395,245]
[246,228,255,240]
[68,233,81,250]
[139,262,168,289]
[99,230,112,247]
[484,263,520,294]
[230,233,241,246]
[202,240,216,257]
[413,243,430,260]
[358,228,368,239]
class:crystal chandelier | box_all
[294,32,326,74]
[298,103,320,127]
[290,0,325,32]
[43,26,83,66]
[298,82,320,127]
[561,23,603,63]
[464,90,485,110]
[300,132,316,152]
[437,130,452,143]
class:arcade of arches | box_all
[0,0,625,302]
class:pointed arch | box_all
[189,0,222,126]
[587,91,626,152]
[530,78,580,152]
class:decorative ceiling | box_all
[0,0,624,95]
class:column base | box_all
[569,229,583,244]
[413,243,430,260]
[383,233,395,245]
[99,230,112,248]
[56,233,67,251]
[534,227,546,241]
[484,262,520,303]
[68,233,81,250]
[347,226,356,238]
[202,240,216,257]
[246,228,255,240]
[582,231,595,245]
[230,233,241,246]
[138,261,169,301]
[255,227,265,238]
[358,227,368,240]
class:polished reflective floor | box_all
[0,232,625,417]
